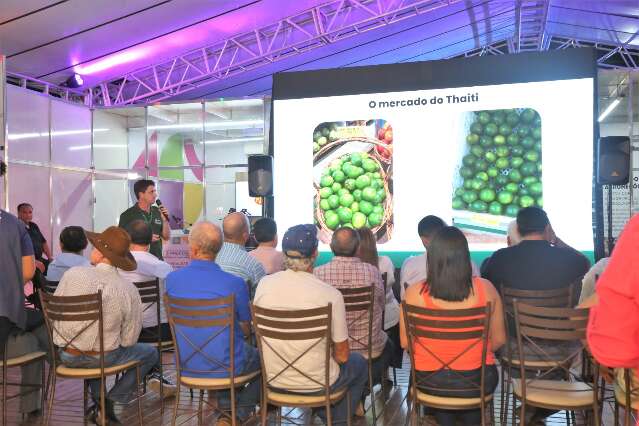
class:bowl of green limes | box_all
[314,137,393,243]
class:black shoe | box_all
[105,399,122,424]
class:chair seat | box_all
[0,351,47,367]
[500,355,563,369]
[180,370,260,389]
[266,387,347,405]
[415,389,493,408]
[56,360,140,378]
[148,340,174,349]
[512,379,594,408]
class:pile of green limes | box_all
[313,123,339,153]
[317,152,387,230]
[452,108,542,217]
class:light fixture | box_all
[64,73,84,88]
[598,95,624,122]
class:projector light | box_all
[64,73,84,88]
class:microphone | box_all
[156,199,170,221]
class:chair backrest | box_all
[381,273,388,327]
[513,301,592,382]
[251,303,332,395]
[337,285,374,358]
[43,279,60,294]
[39,289,105,367]
[164,293,236,379]
[134,279,161,342]
[402,301,492,397]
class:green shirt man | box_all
[118,180,170,260]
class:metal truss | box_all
[6,72,87,105]
[547,36,639,70]
[510,0,550,53]
[88,0,461,106]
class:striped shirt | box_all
[314,256,387,358]
[53,263,143,352]
[216,242,266,293]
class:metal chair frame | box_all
[614,368,639,426]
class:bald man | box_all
[215,212,266,295]
[165,221,260,422]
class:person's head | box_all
[418,215,446,248]
[506,220,522,246]
[85,226,137,270]
[222,212,250,245]
[17,203,33,223]
[253,218,278,246]
[188,221,223,261]
[282,224,319,272]
[133,179,157,205]
[424,226,473,302]
[330,227,360,257]
[517,207,550,240]
[355,227,378,268]
[59,226,88,254]
[125,220,153,250]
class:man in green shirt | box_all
[119,179,170,259]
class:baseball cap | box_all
[282,224,318,258]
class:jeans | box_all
[138,323,171,343]
[366,338,395,391]
[415,365,499,426]
[214,343,261,421]
[59,343,158,404]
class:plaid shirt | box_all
[314,257,387,358]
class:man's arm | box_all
[22,255,35,283]
[333,339,350,364]
[120,286,143,346]
[20,224,35,283]
[42,241,53,260]
[158,206,170,241]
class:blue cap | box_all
[282,224,318,258]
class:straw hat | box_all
[85,226,137,271]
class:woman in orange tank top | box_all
[400,226,506,426]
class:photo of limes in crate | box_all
[316,151,389,230]
[453,108,542,217]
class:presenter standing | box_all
[119,179,170,260]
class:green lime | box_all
[511,146,524,156]
[350,152,363,166]
[476,171,489,182]
[505,204,519,217]
[332,170,346,183]
[342,162,353,175]
[313,143,320,152]
[339,193,354,207]
[471,146,485,158]
[337,188,350,197]
[496,146,510,157]
[519,195,535,208]
[324,211,339,230]
[498,124,512,136]
[506,112,519,126]
[462,191,478,204]
[479,135,493,147]
[520,162,537,177]
[484,123,498,136]
[497,191,514,205]
[536,196,543,207]
[328,194,340,209]
[519,187,530,196]
[359,200,374,215]
[509,169,522,183]
[372,205,383,215]
[320,175,334,187]
[452,197,465,210]
[495,157,509,169]
[484,151,497,163]
[488,201,503,215]
[521,136,535,148]
[321,127,330,137]
[532,127,541,140]
[505,182,519,193]
[319,187,332,199]
[506,133,520,146]
[372,172,381,179]
[517,126,530,138]
[467,133,480,145]
[522,176,538,186]
[511,157,524,168]
[521,108,537,122]
[317,136,328,146]
[351,201,359,212]
[352,212,367,229]
[355,175,371,189]
[470,200,488,213]
[470,122,483,134]
[370,179,381,190]
[337,207,353,223]
[478,112,491,124]
[495,175,509,186]
[362,187,377,202]
[537,163,542,173]
[376,189,386,202]
[346,166,363,179]
[352,189,362,202]
[329,130,338,141]
[534,141,541,152]
[529,182,542,195]
[487,167,499,178]
[313,130,322,140]
[470,179,486,191]
[455,188,466,197]
[344,178,356,191]
[479,188,496,203]
[331,182,342,193]
[475,159,488,171]
[368,212,383,227]
[492,111,506,125]
[463,154,477,167]
[493,135,506,145]
[524,150,539,162]
[464,180,474,190]
[320,199,330,211]
[362,158,378,172]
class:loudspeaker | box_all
[597,136,630,185]
[248,155,273,196]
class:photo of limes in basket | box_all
[452,108,542,217]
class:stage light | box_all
[598,97,622,122]
[64,73,84,88]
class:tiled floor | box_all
[1,352,625,425]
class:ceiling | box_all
[1,0,638,102]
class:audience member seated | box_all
[54,227,158,424]
[119,219,176,397]
[479,219,521,276]
[400,226,505,426]
[401,215,479,295]
[314,228,394,394]
[216,212,266,293]
[588,215,639,411]
[46,226,90,281]
[165,221,260,424]
[579,254,610,305]
[254,224,367,424]
[355,227,403,372]
[0,180,50,419]
[17,202,53,275]
[249,217,284,274]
